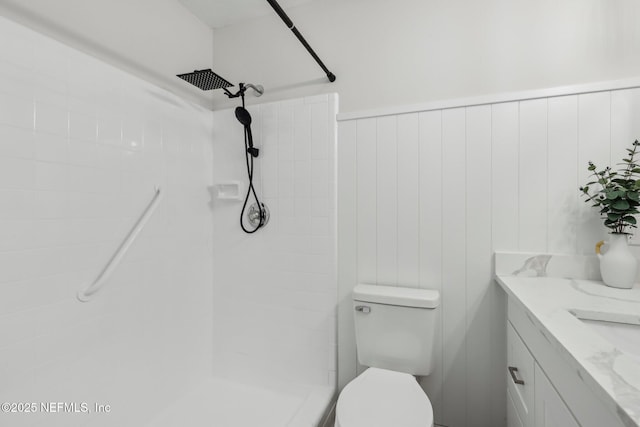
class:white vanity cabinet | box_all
[506,297,626,427]
[534,363,580,427]
[507,323,534,427]
[507,322,577,427]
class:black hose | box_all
[239,94,266,234]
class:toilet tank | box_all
[353,283,440,376]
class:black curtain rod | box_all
[265,0,336,82]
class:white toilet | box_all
[335,283,441,427]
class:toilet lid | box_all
[336,368,433,427]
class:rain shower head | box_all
[176,69,234,91]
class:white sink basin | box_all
[579,318,640,360]
[571,311,640,391]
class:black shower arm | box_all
[265,0,336,83]
[224,83,264,99]
[223,86,242,98]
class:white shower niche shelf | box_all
[210,182,244,201]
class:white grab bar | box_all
[77,186,163,302]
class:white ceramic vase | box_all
[596,234,638,289]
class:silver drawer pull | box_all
[508,366,525,385]
[355,305,371,314]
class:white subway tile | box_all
[294,197,312,218]
[0,93,34,129]
[294,105,312,161]
[32,191,69,219]
[311,103,329,160]
[35,161,68,191]
[0,219,69,251]
[0,124,35,159]
[35,102,69,137]
[0,190,35,219]
[311,197,330,217]
[34,133,68,162]
[144,121,163,153]
[123,118,144,151]
[0,156,35,190]
[97,114,122,146]
[69,110,97,142]
[294,160,312,197]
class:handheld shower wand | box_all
[235,106,259,158]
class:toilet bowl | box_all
[335,368,433,427]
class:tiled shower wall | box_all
[211,95,337,387]
[0,16,213,427]
[338,87,640,427]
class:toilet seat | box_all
[335,367,433,427]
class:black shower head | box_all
[176,69,234,91]
[235,107,259,158]
[235,106,252,127]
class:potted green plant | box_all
[580,139,640,289]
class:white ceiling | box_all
[178,0,317,29]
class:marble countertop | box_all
[496,254,640,427]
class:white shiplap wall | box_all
[337,86,640,427]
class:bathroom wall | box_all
[210,94,338,388]
[337,82,640,427]
[0,16,213,427]
[0,0,215,107]
[212,0,640,113]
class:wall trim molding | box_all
[337,76,640,121]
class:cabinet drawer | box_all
[507,322,535,427]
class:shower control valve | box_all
[247,202,270,228]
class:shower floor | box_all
[144,378,334,427]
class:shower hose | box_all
[239,95,266,234]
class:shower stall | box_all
[0,13,337,427]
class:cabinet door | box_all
[534,363,580,427]
[507,322,535,427]
[507,388,525,427]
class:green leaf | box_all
[628,192,640,202]
[624,216,637,225]
[613,199,631,210]
[606,190,619,199]
[608,213,622,220]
